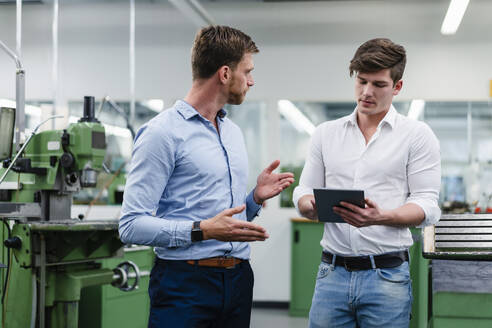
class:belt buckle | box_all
[343,257,361,271]
[225,258,236,269]
[343,258,351,271]
[215,258,228,268]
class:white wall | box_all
[2,41,492,103]
[1,1,491,302]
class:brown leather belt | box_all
[186,257,244,269]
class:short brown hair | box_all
[349,38,406,85]
[191,25,259,80]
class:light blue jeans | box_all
[309,256,412,328]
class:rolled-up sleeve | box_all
[293,125,326,214]
[119,124,193,248]
[405,123,441,227]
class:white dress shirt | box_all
[293,105,441,256]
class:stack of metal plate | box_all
[423,214,492,260]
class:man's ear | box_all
[218,65,231,85]
[393,80,403,95]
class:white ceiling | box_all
[0,0,490,47]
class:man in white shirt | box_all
[293,38,441,328]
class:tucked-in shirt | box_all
[119,100,261,260]
[293,105,441,256]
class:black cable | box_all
[1,219,11,305]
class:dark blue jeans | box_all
[148,258,254,328]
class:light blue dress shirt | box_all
[119,100,262,260]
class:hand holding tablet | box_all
[313,189,365,223]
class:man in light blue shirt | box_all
[119,25,294,328]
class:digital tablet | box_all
[313,189,365,223]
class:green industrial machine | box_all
[0,97,144,328]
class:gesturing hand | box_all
[253,160,295,204]
[200,204,269,242]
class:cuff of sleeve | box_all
[406,199,441,228]
[246,189,262,221]
[168,220,194,248]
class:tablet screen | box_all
[313,189,365,223]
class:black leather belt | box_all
[321,250,408,271]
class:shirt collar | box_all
[175,100,227,121]
[344,104,397,129]
[345,108,358,127]
[381,105,397,129]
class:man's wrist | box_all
[378,209,395,225]
[199,219,210,240]
[253,188,263,205]
[298,195,313,215]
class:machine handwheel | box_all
[112,260,140,292]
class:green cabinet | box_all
[289,219,324,317]
[290,220,428,328]
[429,292,492,328]
[79,246,154,328]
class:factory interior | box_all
[0,0,491,327]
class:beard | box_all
[227,91,245,105]
[226,75,247,105]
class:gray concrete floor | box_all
[250,308,309,328]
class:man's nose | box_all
[247,78,254,87]
[362,84,374,96]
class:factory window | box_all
[424,101,492,214]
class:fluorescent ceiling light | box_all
[143,99,164,113]
[169,0,215,27]
[278,100,315,136]
[407,99,425,120]
[441,0,470,35]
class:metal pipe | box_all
[16,68,25,151]
[15,0,25,151]
[0,40,22,69]
[112,270,150,281]
[16,0,22,56]
[467,102,472,163]
[52,0,59,130]
[0,40,25,151]
[129,0,136,125]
